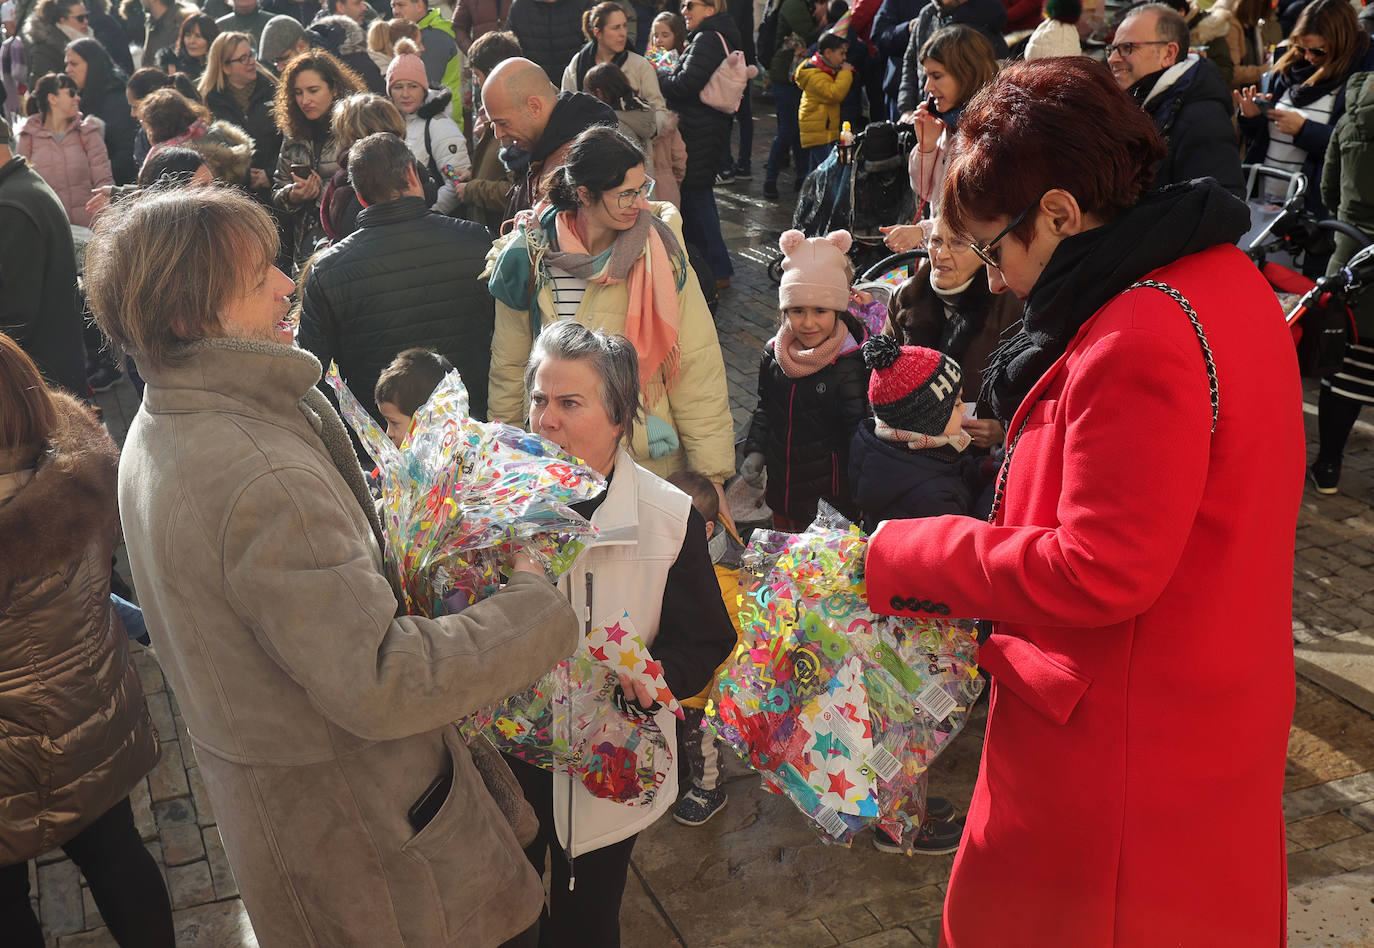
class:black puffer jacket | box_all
[744,344,868,527]
[298,195,496,423]
[309,14,386,93]
[79,79,138,185]
[505,0,592,84]
[848,418,980,532]
[660,10,741,190]
[1133,57,1244,199]
[205,72,281,199]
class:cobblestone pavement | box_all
[30,99,1374,946]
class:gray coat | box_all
[118,338,579,946]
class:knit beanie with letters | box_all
[778,228,853,313]
[863,335,963,435]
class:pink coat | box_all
[17,113,114,228]
[866,244,1304,946]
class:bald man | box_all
[482,57,616,217]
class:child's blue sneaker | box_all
[673,787,728,826]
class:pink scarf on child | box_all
[773,319,855,379]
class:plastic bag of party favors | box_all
[325,365,603,616]
[705,505,984,850]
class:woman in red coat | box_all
[865,58,1304,946]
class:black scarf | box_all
[573,40,629,91]
[1284,57,1349,108]
[980,179,1250,423]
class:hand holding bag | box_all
[700,32,759,114]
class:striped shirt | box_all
[1263,87,1337,199]
[548,266,589,321]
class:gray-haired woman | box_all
[509,320,735,948]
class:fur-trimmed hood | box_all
[186,119,256,184]
[0,391,119,594]
[309,13,367,56]
[1190,6,1237,46]
[20,13,67,57]
[417,86,454,121]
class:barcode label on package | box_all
[914,682,958,723]
[864,743,902,783]
[814,806,849,839]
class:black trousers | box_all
[0,797,174,948]
[505,755,639,948]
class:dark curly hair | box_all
[272,50,366,142]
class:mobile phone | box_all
[290,162,313,179]
[1252,97,1275,114]
[407,762,453,834]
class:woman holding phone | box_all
[1234,0,1373,220]
[880,26,999,252]
[272,50,366,271]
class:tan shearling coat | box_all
[116,338,579,947]
[0,394,159,866]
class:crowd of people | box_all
[0,0,1367,942]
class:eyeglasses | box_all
[969,194,1045,269]
[610,175,655,209]
[69,12,88,21]
[1105,39,1171,58]
[225,51,256,65]
[1293,44,1328,57]
[680,1,705,10]
[927,235,971,255]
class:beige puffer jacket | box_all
[0,393,159,865]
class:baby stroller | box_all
[1242,164,1370,376]
[772,122,918,282]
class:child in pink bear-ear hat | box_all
[738,229,872,531]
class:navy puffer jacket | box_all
[506,0,592,84]
[744,343,869,527]
[298,196,496,424]
[848,418,980,532]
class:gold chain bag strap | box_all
[985,279,1220,525]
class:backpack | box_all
[700,33,758,114]
[756,0,782,67]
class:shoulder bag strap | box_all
[986,278,1219,524]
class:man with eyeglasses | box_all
[1107,2,1244,197]
[215,0,275,44]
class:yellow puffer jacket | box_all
[794,57,855,149]
[681,561,746,710]
[486,201,736,483]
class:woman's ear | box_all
[1039,189,1089,238]
[576,185,591,207]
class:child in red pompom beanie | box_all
[848,334,985,532]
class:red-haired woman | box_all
[864,57,1303,946]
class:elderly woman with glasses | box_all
[865,57,1304,947]
[488,125,736,496]
[1235,0,1374,221]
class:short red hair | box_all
[940,58,1166,246]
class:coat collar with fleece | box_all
[0,392,118,594]
[17,112,105,142]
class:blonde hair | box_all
[367,18,392,54]
[199,32,268,98]
[85,184,280,367]
[331,92,405,156]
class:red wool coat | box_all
[867,244,1304,947]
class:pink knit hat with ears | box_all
[386,40,428,91]
[778,229,853,313]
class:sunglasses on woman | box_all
[969,194,1045,269]
[69,12,88,21]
